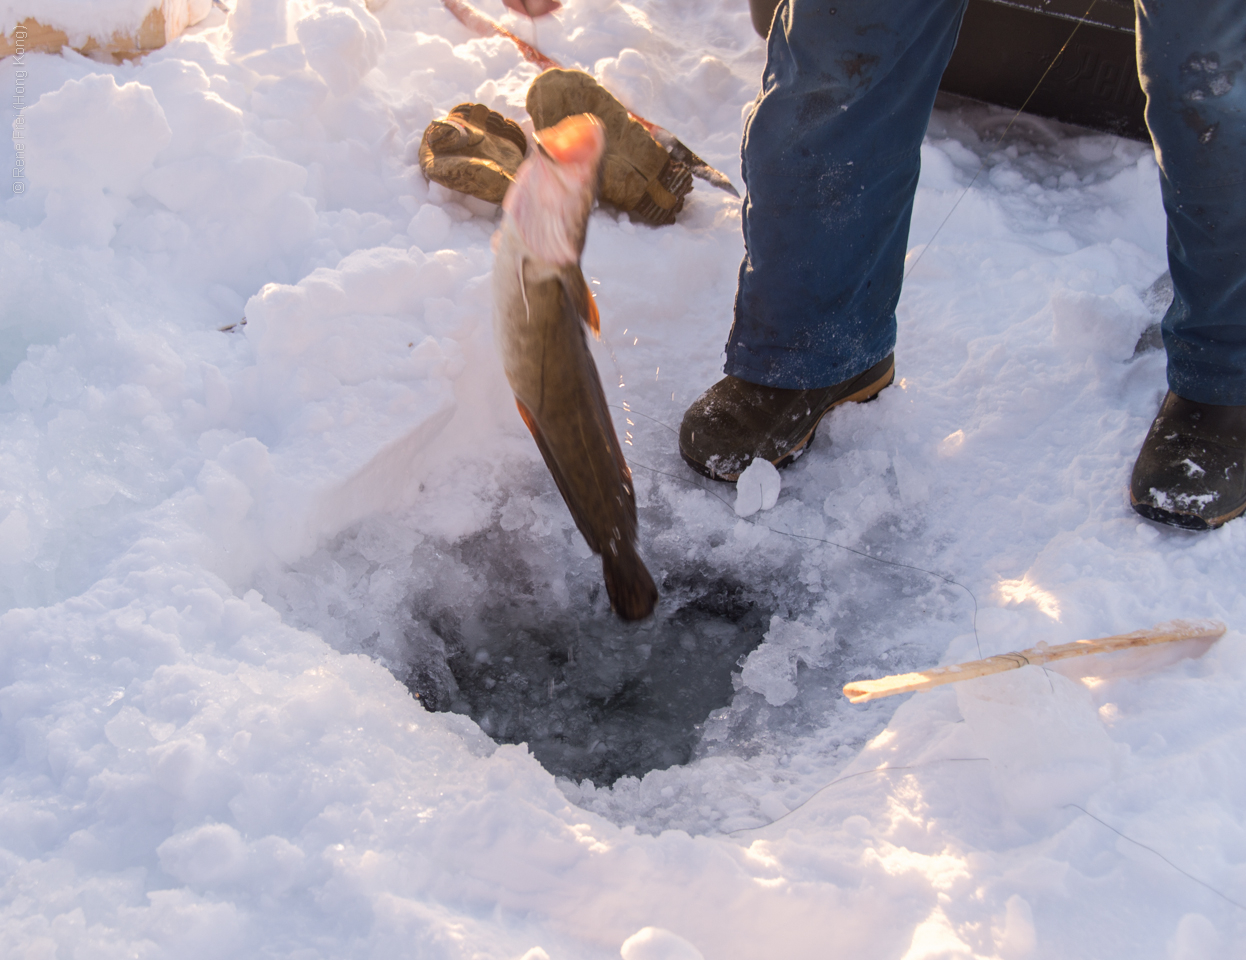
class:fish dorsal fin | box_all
[560,265,600,337]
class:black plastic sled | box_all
[942,0,1147,141]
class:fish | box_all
[491,114,659,621]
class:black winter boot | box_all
[1130,391,1246,530]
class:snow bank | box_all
[3,0,1246,957]
[230,244,466,568]
[27,73,171,245]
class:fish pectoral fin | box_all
[560,265,600,337]
[514,397,601,552]
[515,397,539,436]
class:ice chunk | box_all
[891,451,929,506]
[739,616,834,706]
[33,73,172,188]
[26,74,171,246]
[157,823,248,885]
[1168,913,1222,960]
[956,666,1113,817]
[229,0,289,54]
[143,60,245,163]
[998,895,1037,958]
[1051,286,1153,363]
[620,927,705,960]
[734,457,780,517]
[409,204,453,250]
[296,1,386,93]
[0,509,32,564]
[739,641,798,705]
[143,153,317,291]
[9,360,47,410]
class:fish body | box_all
[492,115,658,620]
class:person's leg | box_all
[679,0,967,480]
[1130,0,1246,529]
[1137,0,1246,404]
[727,0,970,390]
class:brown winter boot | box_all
[418,103,528,204]
[526,69,692,226]
[679,355,896,482]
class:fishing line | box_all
[527,12,540,66]
[611,403,983,658]
[1065,804,1246,913]
[529,13,545,132]
[596,3,1123,657]
[725,772,1246,915]
[903,0,1102,280]
[726,757,990,836]
[600,3,1115,598]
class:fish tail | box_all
[602,543,658,621]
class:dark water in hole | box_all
[407,571,771,785]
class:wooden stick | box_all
[442,0,558,69]
[1,2,207,62]
[843,619,1227,704]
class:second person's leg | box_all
[1130,0,1246,529]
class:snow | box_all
[621,927,705,960]
[3,1,1246,957]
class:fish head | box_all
[501,113,605,266]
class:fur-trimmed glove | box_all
[418,103,528,205]
[527,69,692,226]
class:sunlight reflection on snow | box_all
[996,577,1062,620]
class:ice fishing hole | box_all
[406,561,771,785]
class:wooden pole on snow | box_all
[842,619,1227,704]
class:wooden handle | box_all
[843,619,1227,704]
[443,0,560,69]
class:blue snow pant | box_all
[726,0,1246,406]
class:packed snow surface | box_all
[3,1,1246,957]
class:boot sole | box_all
[1130,491,1246,531]
[681,358,896,483]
